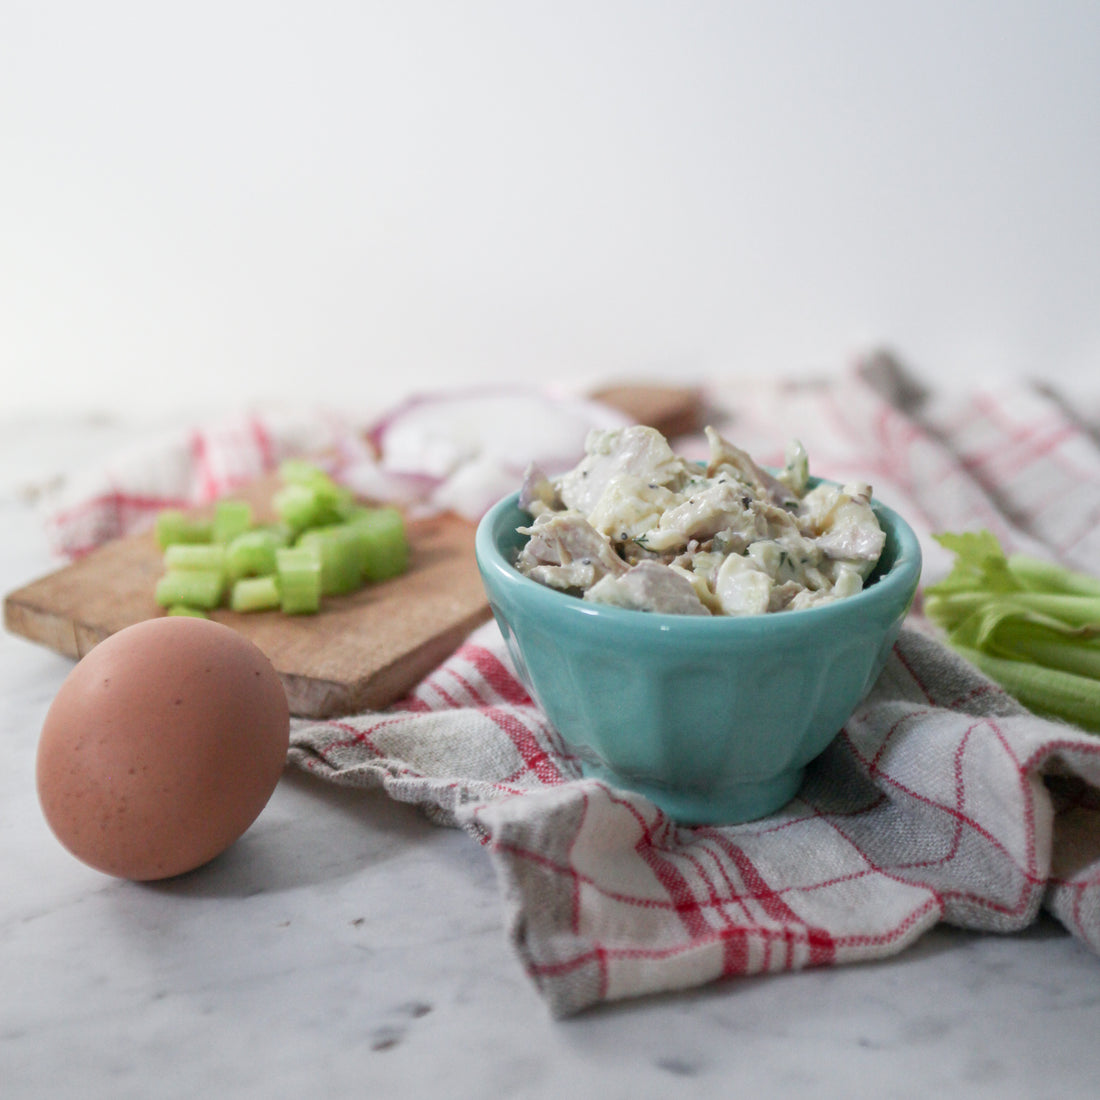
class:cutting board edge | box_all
[284,603,494,719]
[3,590,106,661]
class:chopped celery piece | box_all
[163,543,227,574]
[230,575,281,613]
[154,569,225,610]
[340,504,372,523]
[348,506,409,581]
[263,523,293,546]
[296,525,365,596]
[167,604,209,618]
[278,458,329,485]
[155,510,213,548]
[226,529,281,581]
[213,499,253,544]
[276,547,321,614]
[274,461,353,531]
[272,484,325,533]
[279,459,353,499]
[926,530,1100,733]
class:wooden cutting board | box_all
[3,384,701,718]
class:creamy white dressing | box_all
[515,425,886,616]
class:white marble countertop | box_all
[3,416,1099,1099]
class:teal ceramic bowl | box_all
[475,487,922,825]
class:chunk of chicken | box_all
[515,511,628,592]
[585,475,680,544]
[584,560,710,615]
[518,462,560,517]
[705,426,798,508]
[557,426,685,515]
[798,481,885,575]
[642,479,759,553]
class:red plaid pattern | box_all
[42,409,354,559]
[289,617,1100,1016]
[43,358,1100,1015]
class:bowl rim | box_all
[475,482,923,635]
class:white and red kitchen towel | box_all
[41,354,1100,1016]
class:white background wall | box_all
[3,1,1098,421]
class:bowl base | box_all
[579,762,804,826]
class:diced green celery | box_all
[151,460,403,616]
[279,459,350,498]
[276,547,321,614]
[278,458,329,486]
[295,526,365,596]
[272,484,329,533]
[154,569,225,610]
[230,575,281,613]
[163,543,227,574]
[226,529,281,581]
[261,524,292,547]
[272,483,312,531]
[274,461,353,531]
[167,604,209,618]
[339,504,374,525]
[348,506,409,581]
[213,499,253,544]
[155,509,213,548]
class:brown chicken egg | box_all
[36,616,290,880]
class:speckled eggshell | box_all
[36,616,290,881]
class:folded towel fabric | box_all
[288,614,1100,1017]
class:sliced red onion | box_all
[428,456,526,521]
[363,386,634,518]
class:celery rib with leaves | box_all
[925,531,1100,732]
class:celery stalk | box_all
[998,634,1100,682]
[1008,554,1100,597]
[926,591,1100,632]
[927,531,1100,734]
[953,646,1100,733]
